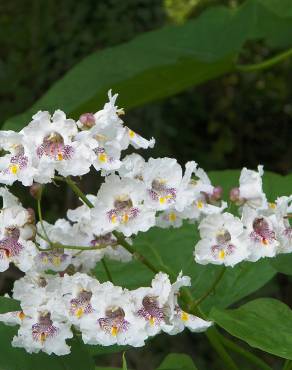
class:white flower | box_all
[163,273,212,335]
[234,165,268,209]
[75,120,123,173]
[0,131,36,186]
[176,162,227,219]
[156,209,184,229]
[241,206,279,262]
[194,213,249,267]
[21,110,93,183]
[118,154,146,180]
[59,273,97,327]
[0,310,26,326]
[272,196,292,253]
[81,283,147,347]
[12,310,73,355]
[0,189,37,272]
[132,272,172,337]
[121,127,155,150]
[142,158,182,211]
[35,220,74,272]
[13,272,61,314]
[91,174,156,236]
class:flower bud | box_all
[79,113,95,129]
[30,183,43,200]
[229,188,244,205]
[212,186,223,201]
[26,208,36,224]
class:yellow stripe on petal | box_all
[218,250,225,259]
[52,256,61,266]
[40,333,47,343]
[128,130,136,138]
[181,311,189,322]
[111,326,118,336]
[197,201,204,209]
[122,213,129,223]
[159,197,167,204]
[75,308,84,318]
[9,164,19,174]
[149,316,155,326]
[169,212,177,222]
[98,153,108,163]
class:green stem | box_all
[37,198,51,245]
[101,258,114,283]
[113,231,158,274]
[36,232,108,251]
[191,266,226,309]
[221,336,272,370]
[64,177,94,208]
[236,48,292,73]
[205,327,239,370]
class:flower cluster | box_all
[0,90,291,355]
[194,166,292,266]
[0,91,154,186]
[0,272,211,355]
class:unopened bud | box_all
[30,183,43,200]
[79,113,95,129]
[212,186,223,201]
[26,208,36,224]
[230,187,240,202]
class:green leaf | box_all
[3,0,292,131]
[157,353,198,369]
[210,298,292,360]
[0,297,95,370]
[270,254,292,276]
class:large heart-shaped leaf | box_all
[3,0,292,131]
[210,298,292,359]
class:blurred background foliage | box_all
[0,0,291,175]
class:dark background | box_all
[1,0,291,174]
[0,1,291,369]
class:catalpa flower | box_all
[143,158,182,211]
[0,131,36,186]
[81,283,147,347]
[176,162,227,219]
[241,206,279,262]
[156,209,184,229]
[118,154,146,180]
[194,213,248,267]
[230,165,267,210]
[132,272,172,336]
[0,188,37,272]
[163,273,212,335]
[91,174,155,236]
[35,219,74,272]
[273,196,292,253]
[12,310,73,355]
[21,110,93,183]
[60,273,97,327]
